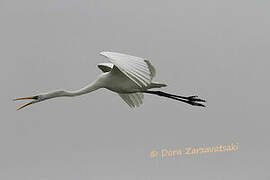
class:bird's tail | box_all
[148,82,167,88]
[143,90,206,107]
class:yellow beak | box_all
[13,96,37,110]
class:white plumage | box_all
[14,52,206,110]
[100,51,156,88]
[118,93,144,108]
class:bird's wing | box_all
[97,63,114,72]
[118,93,144,108]
[100,51,156,88]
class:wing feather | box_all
[118,93,144,108]
[97,63,114,72]
[118,94,134,108]
[100,52,156,88]
[130,94,139,107]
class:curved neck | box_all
[65,81,101,97]
[44,80,101,99]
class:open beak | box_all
[13,96,38,110]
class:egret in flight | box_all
[14,52,206,110]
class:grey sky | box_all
[1,0,270,179]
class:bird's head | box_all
[14,90,68,110]
[13,94,47,110]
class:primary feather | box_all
[118,93,144,108]
[100,51,156,88]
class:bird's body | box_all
[99,69,143,93]
[14,52,206,110]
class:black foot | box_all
[186,100,206,107]
[187,95,206,103]
[143,91,207,107]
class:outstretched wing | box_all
[100,51,156,88]
[97,63,114,72]
[118,93,144,108]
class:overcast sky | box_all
[1,0,270,179]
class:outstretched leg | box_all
[143,90,206,107]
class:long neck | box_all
[44,80,101,99]
[65,80,101,97]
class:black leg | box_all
[144,90,206,107]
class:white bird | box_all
[14,52,206,110]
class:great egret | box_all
[14,52,206,110]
